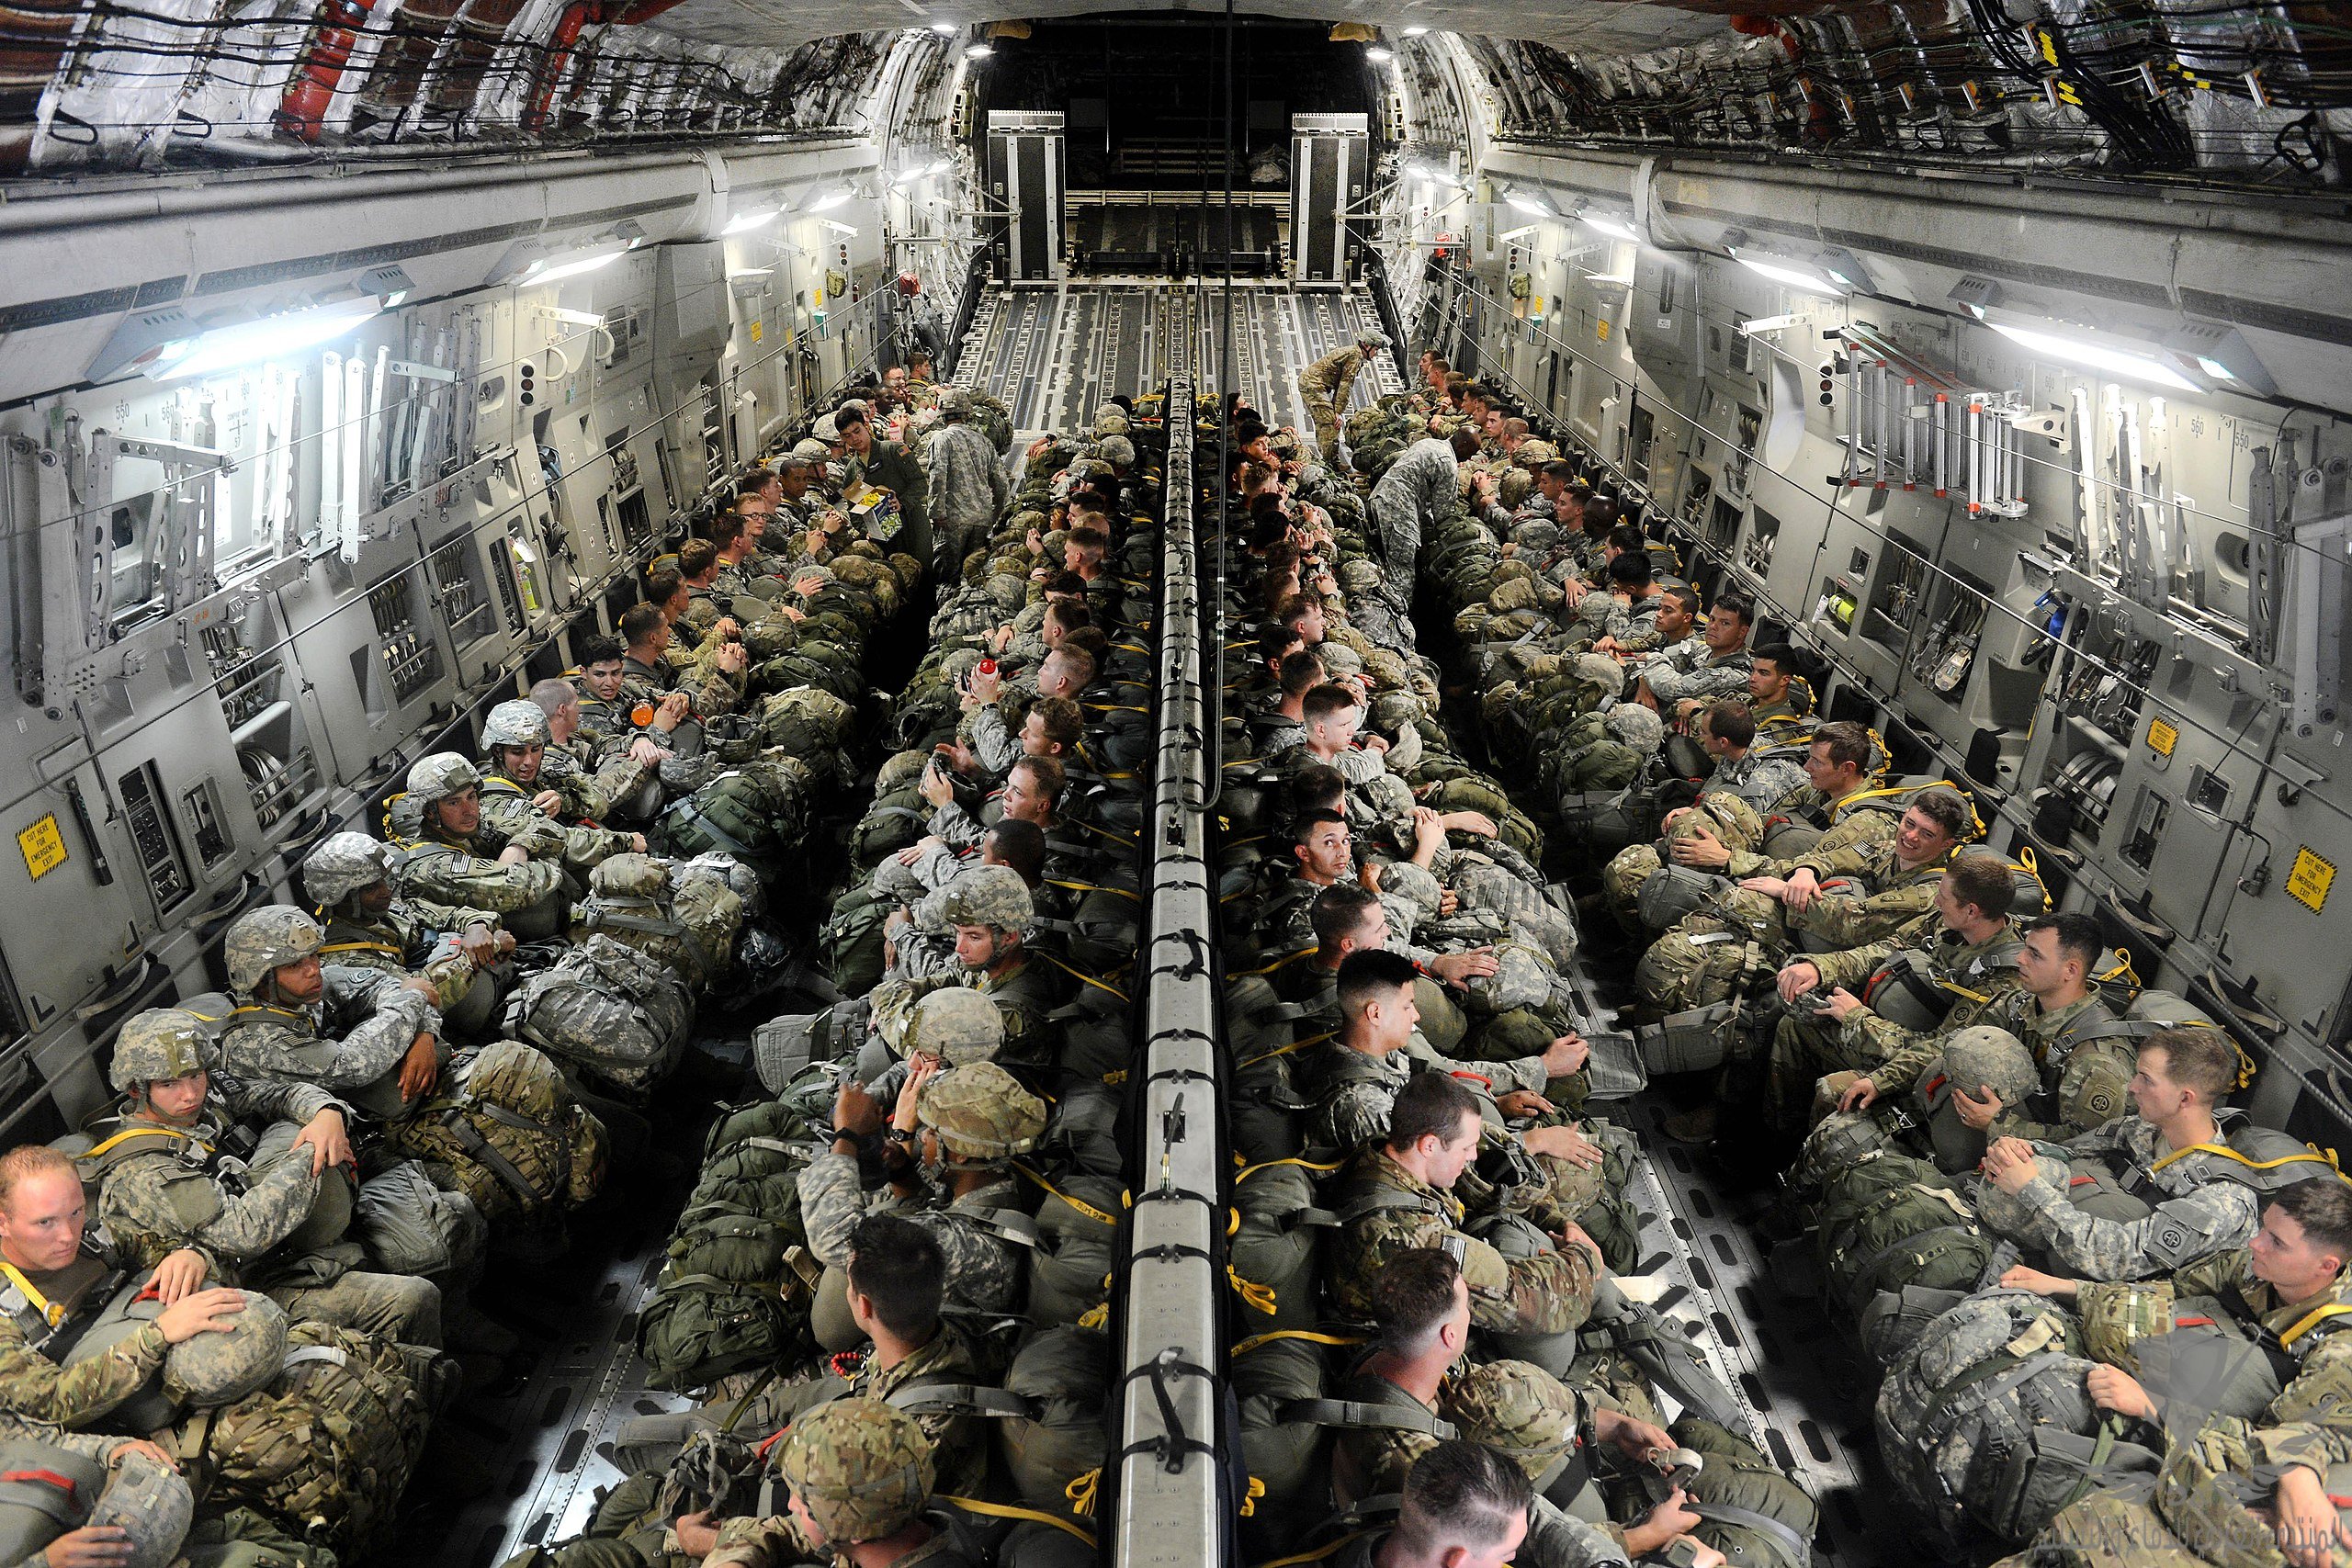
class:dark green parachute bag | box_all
[1812,1151,1991,1321]
[817,884,893,997]
[848,784,932,873]
[1233,1331,1341,1557]
[661,764,806,870]
[633,1198,811,1392]
[998,1326,1110,1518]
[1229,1159,1330,1334]
[1420,775,1544,863]
[1025,1171,1123,1330]
[1672,1417,1820,1568]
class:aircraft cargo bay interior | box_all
[0,6,2344,1568]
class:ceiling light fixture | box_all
[930,20,957,34]
[1734,254,1845,296]
[1365,46,1394,62]
[1987,320,2200,392]
[964,42,992,58]
[148,297,383,381]
[724,207,783,234]
[1503,190,1555,218]
[810,187,854,212]
[1581,214,1639,243]
[1401,25,1428,36]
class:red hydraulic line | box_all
[276,0,379,142]
[523,0,691,132]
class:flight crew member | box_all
[836,403,933,569]
[1297,329,1392,466]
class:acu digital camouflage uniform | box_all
[303,832,502,1023]
[478,703,639,874]
[1365,438,1464,608]
[798,1064,1046,1321]
[1981,985,2137,1144]
[1324,1149,1601,1337]
[1632,637,1751,709]
[1297,338,1382,465]
[0,1418,192,1566]
[869,871,1062,1075]
[97,1006,448,1347]
[1994,1111,2265,1281]
[390,755,571,923]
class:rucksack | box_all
[1876,1289,2160,1549]
[1812,1152,1991,1321]
[188,1323,435,1551]
[817,886,894,998]
[1024,1172,1123,1330]
[634,1197,812,1393]
[661,765,808,868]
[506,935,696,1095]
[997,1327,1110,1516]
[393,1040,606,1224]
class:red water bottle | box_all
[978,658,997,678]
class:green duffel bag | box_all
[1234,1332,1340,1554]
[997,1327,1110,1517]
[817,885,893,997]
[1230,1160,1329,1333]
[848,785,933,872]
[1025,1172,1123,1330]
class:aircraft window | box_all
[2213,530,2251,581]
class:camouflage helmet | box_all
[1512,520,1563,555]
[1091,405,1130,436]
[406,752,481,804]
[935,385,972,417]
[164,1290,288,1407]
[1097,435,1135,468]
[1517,439,1560,466]
[110,1008,214,1091]
[938,865,1033,935]
[1602,703,1666,754]
[481,699,550,751]
[301,830,398,908]
[1936,1025,2040,1110]
[908,987,1004,1066]
[84,1441,194,1568]
[223,906,325,995]
[776,1397,935,1544]
[590,852,670,900]
[791,437,832,466]
[917,1061,1046,1163]
[1565,653,1626,706]
[1340,558,1385,598]
[1972,1151,2070,1236]
[1446,1359,1581,1478]
[1795,1108,1897,1190]
[1317,641,1365,680]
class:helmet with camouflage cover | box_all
[791,438,832,467]
[1517,439,1560,466]
[1370,690,1423,737]
[1317,641,1365,680]
[1092,406,1129,436]
[1935,1026,2040,1111]
[1972,1150,2071,1236]
[1602,704,1666,755]
[908,987,1004,1066]
[481,699,550,752]
[776,1397,935,1543]
[406,752,481,804]
[110,1008,214,1091]
[935,385,973,418]
[302,831,399,908]
[223,906,325,995]
[1340,558,1385,598]
[1497,468,1534,511]
[939,865,1033,935]
[1446,1359,1581,1478]
[791,562,840,593]
[1097,434,1135,468]
[164,1290,288,1406]
[1795,1109,1898,1190]
[590,852,669,900]
[1362,647,1409,694]
[1564,653,1625,708]
[1512,519,1562,555]
[918,1061,1046,1163]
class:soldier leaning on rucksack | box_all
[390,754,576,939]
[303,832,514,1043]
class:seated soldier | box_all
[1974,1028,2261,1281]
[616,1213,991,1495]
[689,1398,977,1568]
[303,831,513,1041]
[2005,1176,2352,1428]
[1833,910,2118,1163]
[475,700,645,874]
[389,754,572,938]
[1631,593,1753,720]
[621,601,745,719]
[0,1143,245,1427]
[1761,851,2026,1138]
[806,1062,1046,1344]
[1326,1073,1603,1341]
[1584,552,1668,658]
[1338,1250,1705,1567]
[1332,1437,1634,1568]
[1310,948,1589,1162]
[569,634,693,776]
[870,869,1062,1079]
[920,753,1061,857]
[886,820,1048,981]
[1743,644,1813,728]
[1256,649,1329,761]
[89,1009,444,1347]
[527,675,662,823]
[1284,883,1502,1011]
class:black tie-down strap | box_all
[1118,1349,1223,1473]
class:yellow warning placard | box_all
[17,815,66,881]
[1596,318,1611,342]
[748,320,763,344]
[2286,847,2335,914]
[2146,716,2178,756]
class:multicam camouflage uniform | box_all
[1324,1150,1601,1337]
[707,1399,977,1568]
[2080,1245,2352,1427]
[0,1238,171,1428]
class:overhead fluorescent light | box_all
[1503,190,1555,218]
[2195,356,2235,380]
[964,42,992,58]
[810,188,854,212]
[930,19,957,33]
[1735,254,1845,295]
[923,159,952,176]
[1365,46,1394,62]
[1988,320,2199,392]
[724,207,783,234]
[526,245,630,284]
[1401,25,1428,35]
[1581,214,1639,243]
[147,297,382,381]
